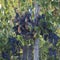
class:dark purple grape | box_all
[53,39,58,46]
[8,37,16,44]
[33,14,45,26]
[52,33,59,46]
[2,51,7,58]
[48,32,53,43]
[11,45,16,54]
[14,12,21,23]
[25,12,31,18]
[13,25,19,32]
[49,48,53,56]
[41,14,45,19]
[9,37,20,46]
[42,22,47,29]
[53,50,56,56]
[33,15,41,26]
[33,19,39,26]
[49,48,57,57]
[37,15,42,20]
[20,16,25,25]
[20,26,27,35]
[40,30,43,35]
[53,50,57,60]
[46,28,52,33]
[26,18,32,23]
[15,13,20,19]
[2,51,10,60]
[47,31,59,46]
[49,38,53,43]
[16,40,20,45]
[53,33,59,40]
[44,34,48,41]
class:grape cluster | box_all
[40,21,60,46]
[48,32,59,46]
[2,51,10,60]
[2,36,22,59]
[48,47,56,58]
[43,29,59,46]
[40,22,60,58]
[13,9,45,40]
[8,37,22,55]
[12,8,60,59]
[13,9,60,42]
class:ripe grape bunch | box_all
[13,8,60,44]
[2,8,60,60]
[2,36,22,60]
[13,8,46,40]
[13,7,60,45]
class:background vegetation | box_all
[0,0,60,60]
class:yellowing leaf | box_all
[53,22,57,27]
[20,49,23,54]
[56,28,60,34]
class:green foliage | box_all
[0,0,60,60]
